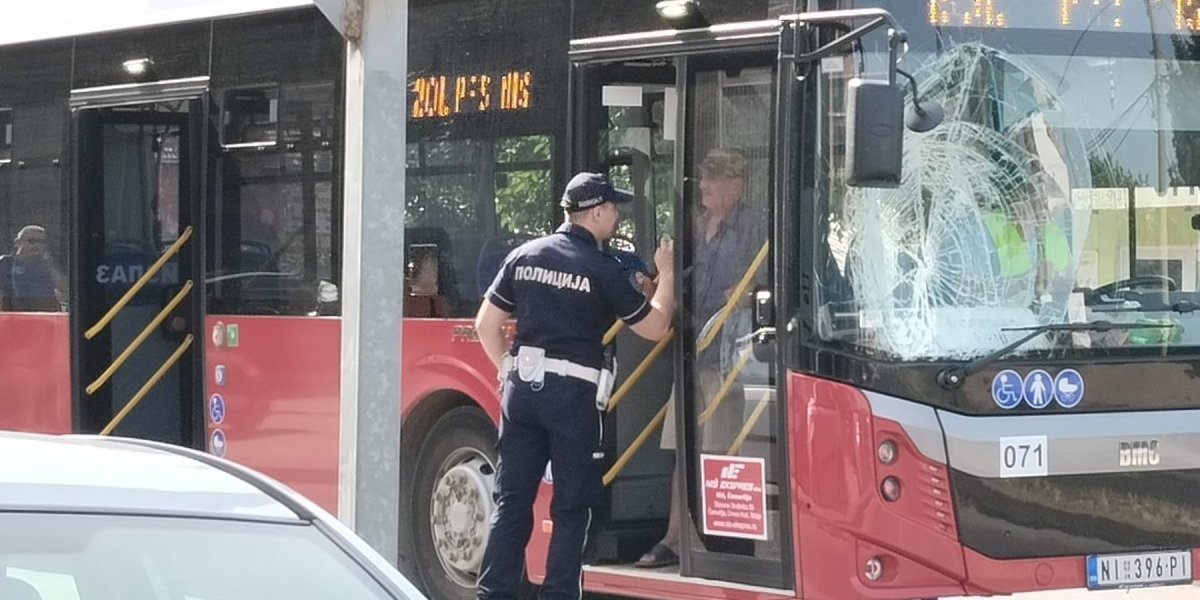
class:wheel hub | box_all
[430,451,495,586]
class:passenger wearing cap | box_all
[637,147,765,569]
[474,172,676,600]
[0,225,66,312]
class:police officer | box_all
[475,172,675,600]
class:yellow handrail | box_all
[603,319,623,346]
[599,238,770,484]
[605,329,674,413]
[604,344,759,484]
[100,334,194,436]
[604,402,669,486]
[695,241,769,353]
[86,281,193,395]
[697,347,753,425]
[85,226,193,340]
[726,388,773,456]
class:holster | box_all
[516,345,547,391]
[595,345,617,411]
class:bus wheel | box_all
[413,406,498,600]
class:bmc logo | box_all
[1118,440,1161,467]
[720,464,744,479]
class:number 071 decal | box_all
[999,435,1049,478]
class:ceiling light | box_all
[122,58,154,77]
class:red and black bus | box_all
[4,1,1200,599]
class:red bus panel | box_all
[204,315,342,512]
[0,313,71,434]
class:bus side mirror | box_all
[753,288,774,328]
[845,78,904,188]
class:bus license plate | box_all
[1086,550,1192,590]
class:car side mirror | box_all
[845,78,904,188]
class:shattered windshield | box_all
[816,1,1200,361]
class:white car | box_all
[0,431,427,600]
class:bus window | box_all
[819,19,1200,361]
[206,13,344,317]
[405,135,557,318]
[0,41,71,314]
[597,83,675,265]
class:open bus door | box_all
[70,82,207,448]
[568,30,793,594]
[672,49,787,590]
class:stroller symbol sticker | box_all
[1054,369,1085,408]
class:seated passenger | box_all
[405,253,449,318]
[0,225,66,312]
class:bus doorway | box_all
[70,90,205,448]
[568,38,791,593]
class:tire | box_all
[409,406,538,600]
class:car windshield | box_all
[816,1,1200,361]
[0,513,402,600]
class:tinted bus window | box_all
[0,41,71,313]
[405,0,568,318]
[207,10,344,316]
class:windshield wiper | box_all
[936,320,1175,390]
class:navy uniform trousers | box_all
[476,373,603,600]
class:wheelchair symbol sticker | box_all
[992,369,1023,409]
[209,394,225,425]
[1054,369,1085,408]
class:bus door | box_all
[572,58,679,559]
[674,50,786,589]
[71,90,206,448]
[572,46,789,589]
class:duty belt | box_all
[501,345,616,410]
[501,347,600,386]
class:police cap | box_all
[561,172,635,212]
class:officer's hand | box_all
[636,272,660,297]
[654,238,674,276]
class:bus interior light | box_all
[655,0,710,29]
[122,58,156,80]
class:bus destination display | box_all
[928,0,1200,33]
[411,70,533,120]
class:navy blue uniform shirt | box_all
[485,223,651,369]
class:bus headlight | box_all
[881,476,902,502]
[864,556,884,581]
[877,440,897,465]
